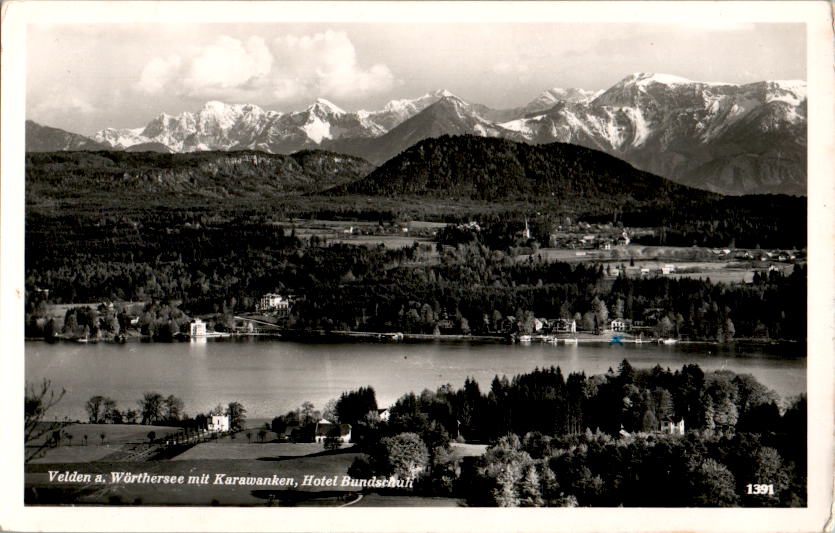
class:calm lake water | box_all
[25,339,805,421]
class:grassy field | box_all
[172,442,332,461]
[330,235,435,249]
[27,423,185,464]
[28,443,123,464]
[28,423,180,447]
[521,246,798,284]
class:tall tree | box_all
[226,401,247,431]
[85,395,105,423]
[138,392,164,425]
[381,432,429,480]
[164,395,184,421]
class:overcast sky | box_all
[27,22,805,135]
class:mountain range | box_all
[27,73,807,196]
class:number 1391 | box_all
[746,483,774,495]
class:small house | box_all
[659,417,685,435]
[208,415,230,432]
[661,264,676,275]
[610,318,632,332]
[189,318,207,337]
[313,419,352,443]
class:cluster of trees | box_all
[460,428,803,507]
[82,393,246,432]
[332,362,804,507]
[619,195,807,250]
[270,401,323,441]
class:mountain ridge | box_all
[28,72,807,195]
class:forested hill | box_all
[333,135,716,206]
[25,150,376,203]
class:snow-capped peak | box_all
[531,88,599,107]
[201,100,238,114]
[630,72,693,85]
[309,98,346,115]
[623,72,735,88]
[431,89,456,98]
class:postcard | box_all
[1,1,832,531]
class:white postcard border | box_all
[1,2,832,532]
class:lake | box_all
[25,339,806,422]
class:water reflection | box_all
[189,336,208,355]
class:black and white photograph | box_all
[2,1,832,531]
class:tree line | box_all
[83,393,246,431]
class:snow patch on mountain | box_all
[622,106,649,147]
[300,116,334,144]
[499,116,542,136]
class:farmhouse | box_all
[313,419,352,443]
[659,417,685,435]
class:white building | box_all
[661,264,676,275]
[610,319,632,332]
[189,318,207,337]
[659,417,685,435]
[208,415,230,432]
[259,293,292,313]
